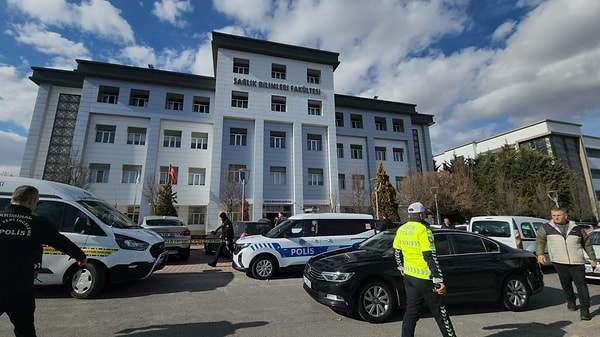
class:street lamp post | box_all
[370,178,379,219]
[430,187,440,226]
[239,169,250,221]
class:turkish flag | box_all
[169,164,177,184]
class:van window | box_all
[520,222,536,238]
[471,220,511,238]
[283,220,316,238]
[36,200,105,235]
[318,219,372,236]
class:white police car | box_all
[232,213,375,279]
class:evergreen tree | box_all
[372,162,400,221]
[154,181,178,216]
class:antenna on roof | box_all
[148,64,154,69]
[373,96,378,99]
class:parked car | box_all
[303,229,544,323]
[205,221,272,255]
[585,228,600,280]
[576,222,596,234]
[140,216,191,260]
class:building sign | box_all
[234,78,321,95]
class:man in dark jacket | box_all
[536,208,597,320]
[1,185,87,337]
[208,212,234,267]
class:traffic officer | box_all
[393,202,456,337]
[1,185,87,337]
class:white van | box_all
[0,176,168,298]
[468,216,549,255]
[232,213,375,279]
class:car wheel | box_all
[69,262,106,299]
[204,244,214,255]
[180,248,190,261]
[251,255,277,280]
[357,280,396,323]
[502,275,529,311]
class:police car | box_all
[232,213,375,279]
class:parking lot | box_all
[2,246,600,337]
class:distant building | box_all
[21,31,434,233]
[434,119,600,220]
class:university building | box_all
[21,31,434,233]
[433,119,600,220]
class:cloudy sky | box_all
[1,0,599,176]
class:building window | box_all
[307,69,320,84]
[335,112,344,127]
[351,144,363,159]
[270,131,286,149]
[163,130,182,148]
[351,114,363,129]
[307,134,323,151]
[308,168,324,186]
[393,148,404,162]
[97,86,119,104]
[95,125,116,143]
[393,119,404,133]
[231,91,248,108]
[191,132,208,149]
[233,58,249,74]
[272,64,286,79]
[129,89,149,107]
[375,117,387,131]
[188,206,206,226]
[375,146,386,161]
[121,165,141,184]
[230,128,247,146]
[592,169,600,179]
[352,174,365,190]
[413,129,422,172]
[308,100,322,116]
[338,174,346,190]
[127,127,146,145]
[586,148,600,158]
[160,166,178,185]
[270,166,287,185]
[165,93,184,111]
[395,176,404,190]
[337,143,344,158]
[228,164,247,182]
[188,168,206,185]
[271,95,286,112]
[90,163,110,183]
[193,96,210,113]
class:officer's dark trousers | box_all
[0,293,37,337]
[554,263,590,309]
[211,241,233,264]
[402,275,456,337]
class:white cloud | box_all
[12,23,90,59]
[0,130,26,177]
[0,65,38,130]
[152,0,194,28]
[120,45,157,67]
[492,21,516,41]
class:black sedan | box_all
[303,229,544,323]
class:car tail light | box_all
[179,229,191,236]
[239,231,249,238]
[515,229,523,249]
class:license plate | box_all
[160,232,174,238]
[303,276,311,288]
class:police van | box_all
[232,213,375,279]
[0,176,168,298]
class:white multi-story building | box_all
[21,32,435,233]
[434,119,600,220]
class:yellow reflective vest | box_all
[393,220,437,281]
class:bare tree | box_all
[46,147,91,190]
[142,175,161,214]
[567,175,595,221]
[345,173,369,214]
[219,173,242,217]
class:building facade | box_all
[434,119,600,220]
[21,32,434,233]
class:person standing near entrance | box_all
[535,208,596,320]
[393,202,456,337]
[208,212,234,267]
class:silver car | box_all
[585,228,600,280]
[141,216,191,261]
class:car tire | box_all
[501,274,530,311]
[180,248,191,261]
[251,255,277,280]
[357,280,396,323]
[204,244,214,255]
[68,262,106,299]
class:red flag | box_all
[169,164,177,184]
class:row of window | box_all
[231,91,322,115]
[97,86,210,113]
[95,125,209,150]
[233,58,321,84]
[89,165,207,186]
[335,112,405,132]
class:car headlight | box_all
[321,271,355,283]
[115,233,149,251]
[235,242,251,250]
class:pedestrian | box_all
[0,185,87,337]
[535,207,596,320]
[379,214,394,231]
[208,212,234,267]
[274,211,287,226]
[393,202,456,337]
[442,218,455,229]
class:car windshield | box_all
[358,230,395,253]
[77,200,140,229]
[589,231,600,245]
[264,218,292,238]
